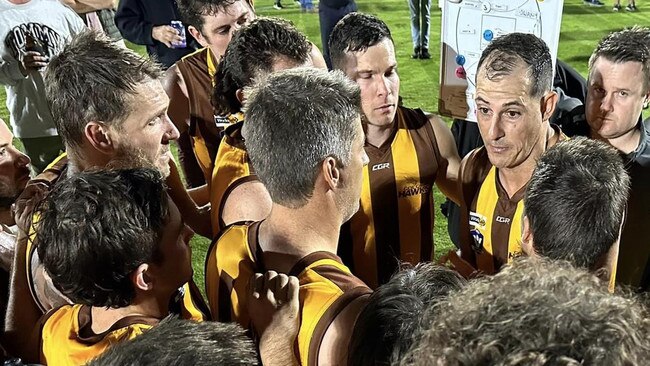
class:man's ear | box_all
[322,157,340,191]
[236,88,245,104]
[84,121,116,154]
[132,263,153,292]
[521,215,536,257]
[643,91,649,109]
[541,90,559,122]
[188,26,208,48]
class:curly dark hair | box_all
[402,258,650,366]
[36,168,169,308]
[211,17,311,116]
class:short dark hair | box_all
[589,26,650,93]
[45,31,162,149]
[349,263,466,366]
[242,68,361,208]
[36,169,169,308]
[477,33,553,98]
[403,258,650,365]
[177,0,250,33]
[329,12,393,71]
[87,317,258,365]
[525,138,630,269]
[212,17,311,116]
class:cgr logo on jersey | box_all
[371,162,390,171]
[398,183,430,198]
[495,216,511,224]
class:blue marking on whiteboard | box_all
[483,29,493,41]
[455,55,466,66]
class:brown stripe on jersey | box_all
[489,171,527,270]
[289,252,345,278]
[218,270,235,322]
[307,288,372,366]
[418,120,441,261]
[367,146,401,287]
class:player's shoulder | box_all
[397,105,429,130]
[460,146,491,186]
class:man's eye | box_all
[506,111,521,118]
[148,116,161,126]
[618,91,628,97]
[218,27,230,35]
[478,107,490,115]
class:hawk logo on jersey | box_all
[398,183,430,198]
[371,162,391,171]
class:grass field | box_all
[1,0,648,290]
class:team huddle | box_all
[0,0,649,365]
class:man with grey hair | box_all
[582,27,650,291]
[206,67,372,366]
[3,30,210,360]
[455,32,565,276]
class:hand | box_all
[20,51,48,75]
[248,271,301,366]
[152,25,183,48]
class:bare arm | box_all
[166,159,212,238]
[248,272,301,366]
[3,194,43,362]
[188,184,209,207]
[61,0,115,13]
[163,65,191,135]
[428,114,462,205]
[221,181,272,227]
[318,294,370,366]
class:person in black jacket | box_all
[320,0,357,69]
[115,0,198,69]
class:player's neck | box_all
[260,203,341,271]
[90,298,164,334]
[591,126,641,155]
[365,121,395,148]
[67,148,111,176]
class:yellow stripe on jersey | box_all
[474,167,498,274]
[392,114,424,264]
[40,304,154,366]
[205,224,255,323]
[349,166,377,285]
[508,203,525,262]
[210,130,252,232]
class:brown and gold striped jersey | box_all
[176,47,223,181]
[39,304,158,366]
[458,125,566,274]
[209,121,259,233]
[338,106,442,289]
[205,221,372,366]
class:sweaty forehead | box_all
[476,64,533,101]
[589,57,646,89]
[202,0,250,27]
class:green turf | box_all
[1,0,648,290]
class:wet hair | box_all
[36,168,168,308]
[525,138,630,269]
[87,317,258,365]
[349,263,466,366]
[477,33,554,98]
[589,26,650,93]
[45,31,162,149]
[403,258,650,365]
[329,12,393,72]
[211,17,311,116]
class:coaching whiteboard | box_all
[438,0,564,122]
